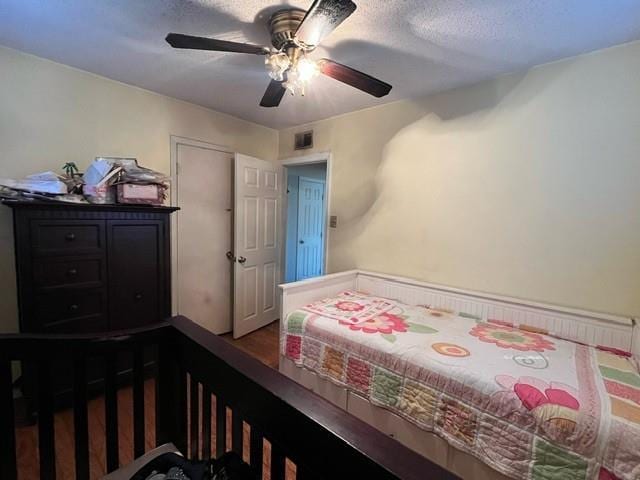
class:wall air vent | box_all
[294,130,313,150]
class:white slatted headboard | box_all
[280,270,635,354]
[356,271,634,353]
[633,320,640,365]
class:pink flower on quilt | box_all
[334,300,365,312]
[599,467,622,480]
[340,312,408,334]
[285,335,302,361]
[470,322,555,352]
[496,375,580,438]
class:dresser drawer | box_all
[30,220,105,256]
[34,289,107,332]
[33,257,104,290]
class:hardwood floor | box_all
[14,321,281,480]
[15,380,158,480]
[220,320,280,369]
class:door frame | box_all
[169,135,233,315]
[281,151,332,283]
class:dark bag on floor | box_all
[129,451,254,480]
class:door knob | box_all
[226,251,235,261]
[299,240,305,244]
[238,256,247,264]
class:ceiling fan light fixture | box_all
[284,57,320,96]
[265,52,290,81]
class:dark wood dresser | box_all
[5,202,178,414]
[6,201,178,333]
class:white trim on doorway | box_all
[169,135,233,315]
[281,151,332,282]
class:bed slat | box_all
[156,335,188,452]
[249,425,263,479]
[296,464,318,480]
[133,346,145,458]
[105,352,119,472]
[72,358,89,480]
[232,409,243,456]
[296,464,316,480]
[270,441,286,480]
[37,361,56,480]
[215,396,226,458]
[0,360,17,480]
[201,385,212,459]
[189,374,200,459]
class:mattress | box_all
[282,290,640,480]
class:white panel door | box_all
[296,177,325,280]
[233,153,282,338]
[176,144,233,334]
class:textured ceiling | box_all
[2,1,640,129]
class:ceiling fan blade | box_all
[318,59,392,98]
[294,0,356,47]
[165,33,268,55]
[260,79,287,107]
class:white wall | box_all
[0,46,278,333]
[279,41,640,318]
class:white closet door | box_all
[233,153,283,338]
[176,144,233,334]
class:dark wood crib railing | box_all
[0,316,458,480]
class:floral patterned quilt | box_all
[282,291,640,480]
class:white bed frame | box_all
[278,270,638,480]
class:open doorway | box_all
[284,160,328,282]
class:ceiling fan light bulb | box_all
[296,58,319,83]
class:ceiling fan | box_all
[165,0,392,107]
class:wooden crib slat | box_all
[189,374,200,459]
[0,360,17,480]
[105,352,119,472]
[249,425,263,480]
[157,342,188,454]
[133,346,145,458]
[37,361,56,480]
[201,385,212,460]
[296,464,316,480]
[215,395,226,458]
[231,409,242,456]
[72,359,89,480]
[179,368,188,454]
[270,441,286,480]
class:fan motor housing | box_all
[268,8,307,50]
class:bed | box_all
[279,270,640,480]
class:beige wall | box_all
[2,38,639,331]
[0,46,278,333]
[279,41,640,318]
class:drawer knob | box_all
[65,233,76,241]
[134,293,143,301]
[67,268,78,277]
[69,304,79,312]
